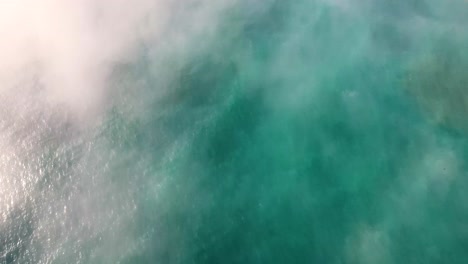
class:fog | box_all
[1,0,468,263]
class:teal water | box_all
[2,0,468,263]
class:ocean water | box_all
[2,0,468,263]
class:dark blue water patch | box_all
[122,57,435,263]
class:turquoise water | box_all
[2,0,468,263]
